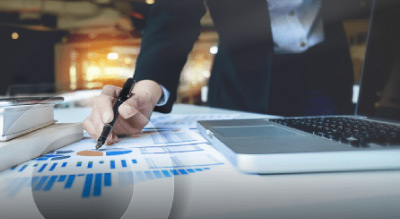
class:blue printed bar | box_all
[144,171,154,180]
[121,160,127,168]
[34,176,49,191]
[76,162,82,167]
[82,174,94,198]
[153,170,162,178]
[19,165,27,172]
[58,175,67,182]
[131,159,137,164]
[44,176,58,191]
[88,161,93,169]
[110,160,115,169]
[93,173,102,197]
[162,170,172,177]
[65,175,75,189]
[171,169,179,176]
[49,163,57,171]
[187,169,195,173]
[38,164,48,173]
[104,173,112,186]
[61,162,67,168]
[195,168,203,172]
[31,176,40,188]
[178,169,188,175]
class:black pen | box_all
[95,78,135,149]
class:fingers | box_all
[95,86,122,124]
[101,85,122,97]
[119,92,152,119]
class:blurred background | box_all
[0,0,370,107]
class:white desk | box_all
[1,104,399,219]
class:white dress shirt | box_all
[156,0,325,105]
[267,0,324,54]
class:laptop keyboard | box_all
[269,117,400,148]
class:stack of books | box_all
[0,97,83,171]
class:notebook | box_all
[197,0,400,174]
[0,104,56,141]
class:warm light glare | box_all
[107,53,119,60]
[146,0,155,4]
[86,66,101,81]
[69,66,77,90]
[210,46,218,54]
[11,32,19,40]
[124,58,132,65]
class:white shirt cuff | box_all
[155,85,170,106]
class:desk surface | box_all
[1,104,400,219]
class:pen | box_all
[95,78,135,149]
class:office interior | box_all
[0,0,370,108]
[2,1,400,218]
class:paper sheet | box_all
[0,113,245,218]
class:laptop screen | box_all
[357,0,400,122]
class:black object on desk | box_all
[96,78,135,149]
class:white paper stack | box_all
[0,123,83,171]
[0,104,56,141]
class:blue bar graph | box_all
[62,162,67,168]
[65,175,75,189]
[178,169,188,175]
[171,169,179,175]
[5,166,212,198]
[44,176,57,191]
[49,163,57,171]
[88,162,93,169]
[104,173,112,186]
[34,176,49,191]
[132,159,137,164]
[38,164,47,173]
[76,162,82,167]
[153,170,162,178]
[19,165,27,172]
[93,173,102,197]
[144,171,154,180]
[58,175,67,182]
[162,170,172,177]
[31,176,39,188]
[110,160,115,169]
[82,174,94,198]
[121,160,127,168]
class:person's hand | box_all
[83,80,162,145]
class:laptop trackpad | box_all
[213,125,298,138]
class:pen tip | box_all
[95,141,103,150]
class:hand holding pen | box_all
[82,80,163,148]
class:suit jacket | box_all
[133,0,370,115]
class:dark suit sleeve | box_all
[133,0,206,113]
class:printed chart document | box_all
[0,113,248,218]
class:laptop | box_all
[197,0,400,174]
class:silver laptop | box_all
[198,1,400,174]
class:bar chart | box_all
[3,167,211,198]
[10,159,139,173]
